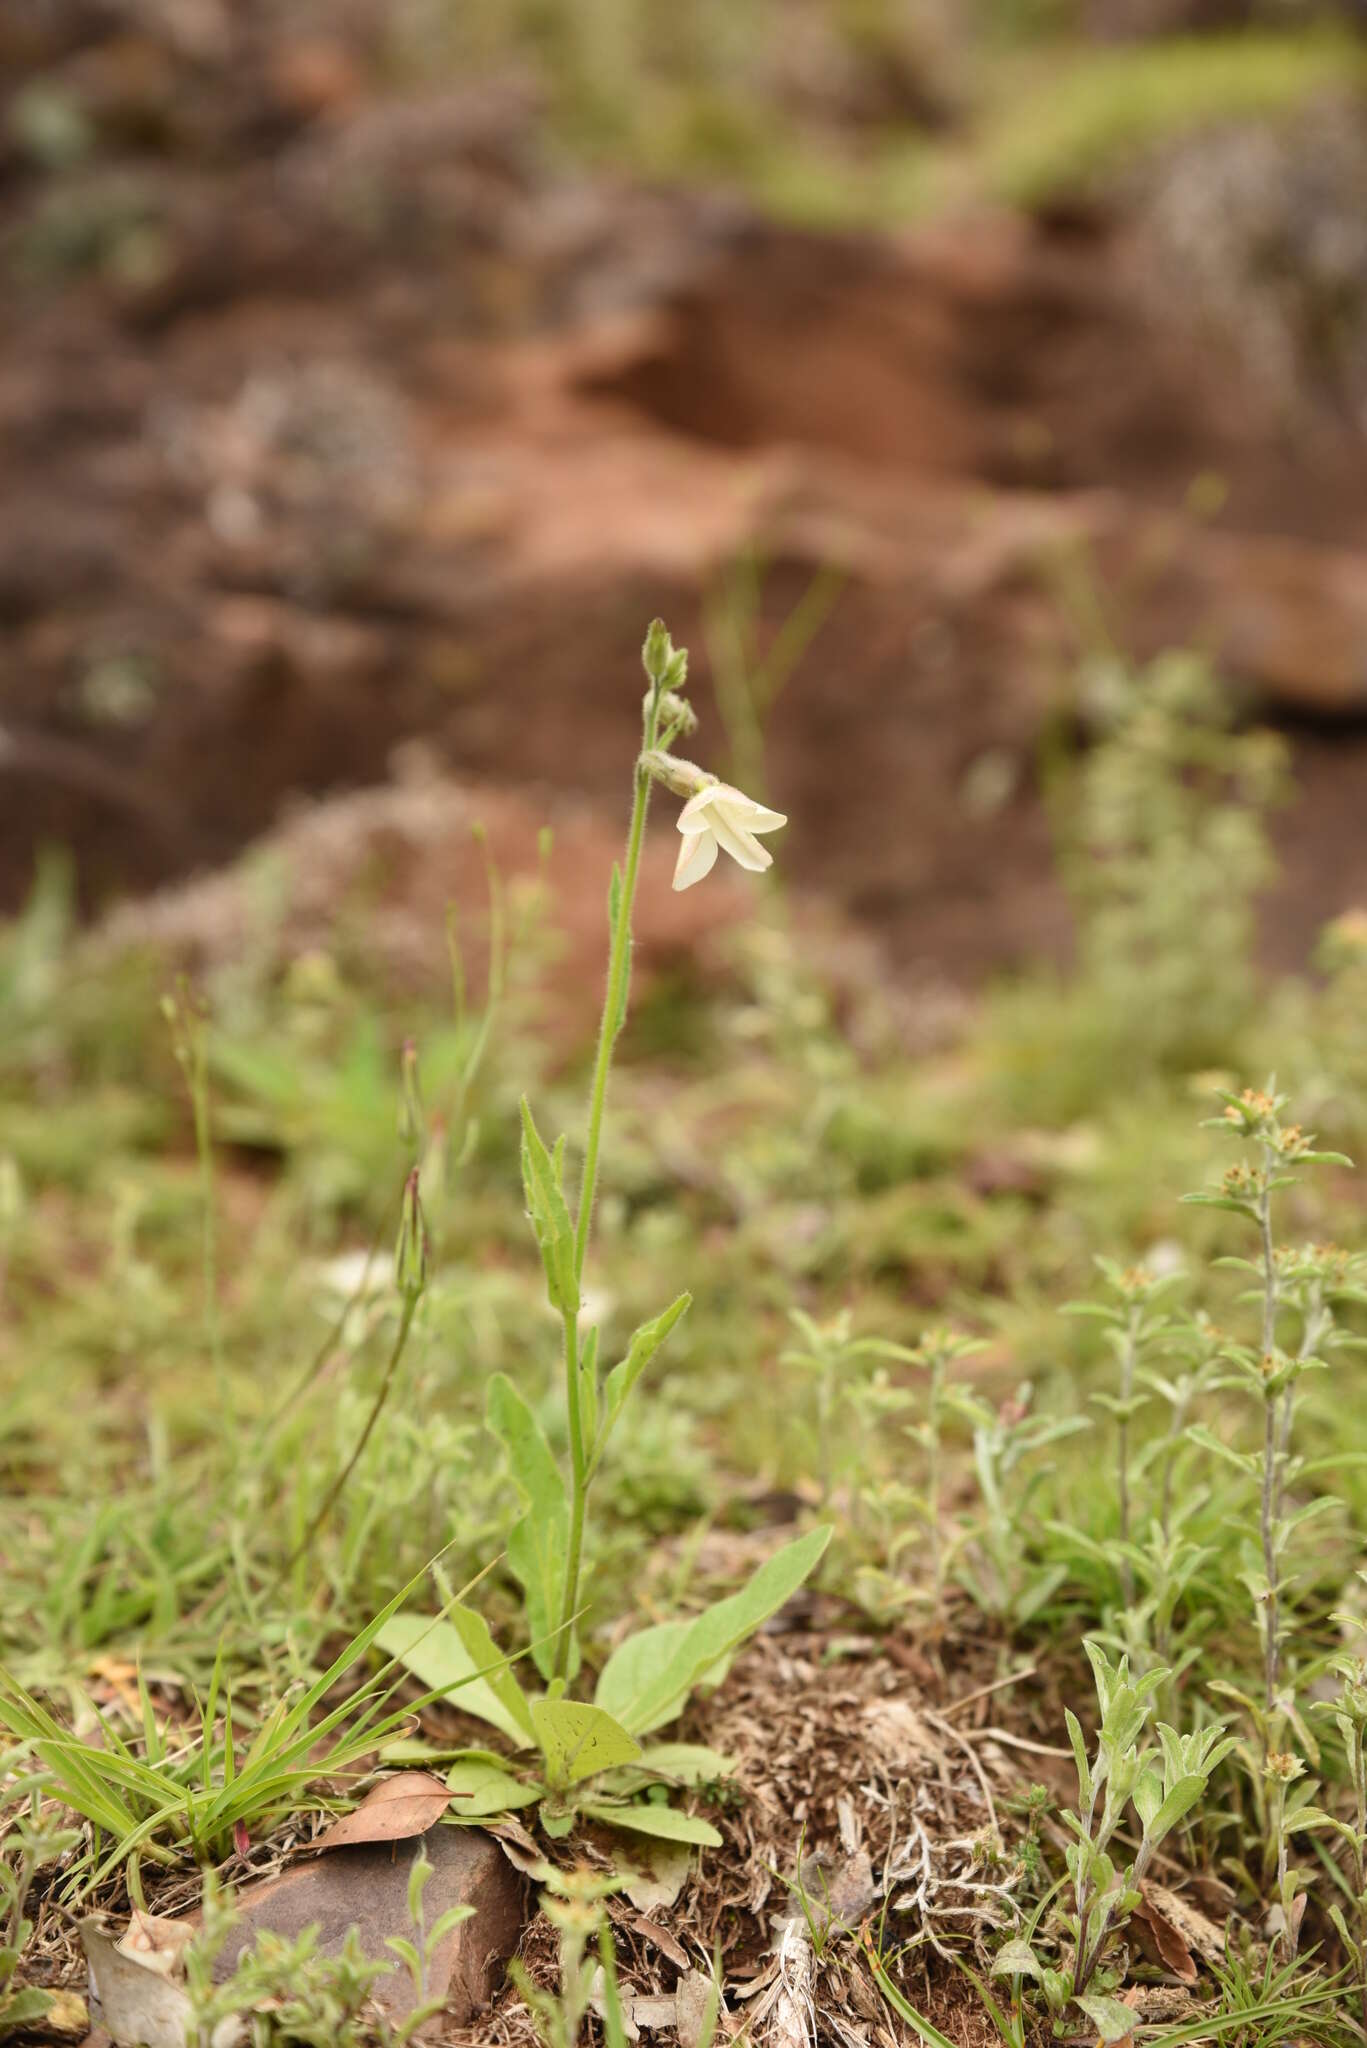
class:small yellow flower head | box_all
[672,780,787,891]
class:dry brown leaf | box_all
[630,1914,689,1972]
[314,1771,450,1851]
[1131,1889,1198,1985]
[1137,1880,1224,1971]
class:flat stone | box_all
[212,1826,524,2034]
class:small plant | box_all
[0,1581,449,1888]
[903,1326,987,1615]
[1027,1642,1233,2039]
[951,1384,1089,1632]
[1292,1581,1367,2029]
[383,621,829,1839]
[510,1868,655,2048]
[185,1870,388,2047]
[0,1754,79,2038]
[1065,1259,1181,1608]
[376,1851,475,2045]
[1181,1085,1355,1926]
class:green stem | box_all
[276,1293,417,1587]
[573,702,660,1286]
[554,1308,584,1682]
[552,680,663,1678]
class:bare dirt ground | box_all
[4,10,1367,987]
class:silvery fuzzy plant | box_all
[381,623,829,1845]
[1063,1258,1182,1611]
[1181,1085,1357,1939]
[1292,1578,1367,2032]
[995,1642,1234,2044]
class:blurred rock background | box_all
[3,0,1366,986]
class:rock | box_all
[210,1825,524,2033]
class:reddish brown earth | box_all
[3,24,1367,983]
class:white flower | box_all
[672,780,787,890]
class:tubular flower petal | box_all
[672,781,786,890]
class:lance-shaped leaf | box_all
[591,1294,691,1470]
[487,1374,573,1682]
[519,1098,579,1315]
[595,1526,831,1736]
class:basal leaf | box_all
[578,1800,722,1847]
[444,1604,536,1742]
[530,1699,641,1789]
[445,1754,540,1818]
[634,1743,736,1785]
[596,1527,831,1736]
[375,1612,531,1747]
[1072,1991,1138,2043]
[593,1621,694,1734]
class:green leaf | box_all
[595,1527,831,1736]
[1149,1772,1209,1843]
[445,1755,541,1818]
[486,1373,572,1682]
[593,1621,697,1735]
[1133,1766,1163,1832]
[375,1611,533,1747]
[990,1938,1041,1980]
[579,1800,722,1846]
[530,1700,642,1789]
[1073,1992,1138,2042]
[0,1987,54,2033]
[519,1097,579,1314]
[1064,1708,1092,1808]
[634,1743,736,1785]
[595,1294,692,1466]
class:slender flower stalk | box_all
[545,623,787,1679]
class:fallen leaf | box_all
[1136,1880,1224,1971]
[629,1914,689,1972]
[1131,1888,1197,1985]
[620,1838,693,1914]
[481,1814,555,1881]
[314,1771,450,1851]
[81,1923,242,2048]
[674,1968,720,2048]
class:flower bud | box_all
[398,1036,424,1148]
[659,689,697,734]
[395,1167,428,1301]
[640,749,712,799]
[642,619,673,685]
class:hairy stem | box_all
[1256,1165,1281,1738]
[573,694,662,1288]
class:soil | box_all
[4,20,1367,986]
